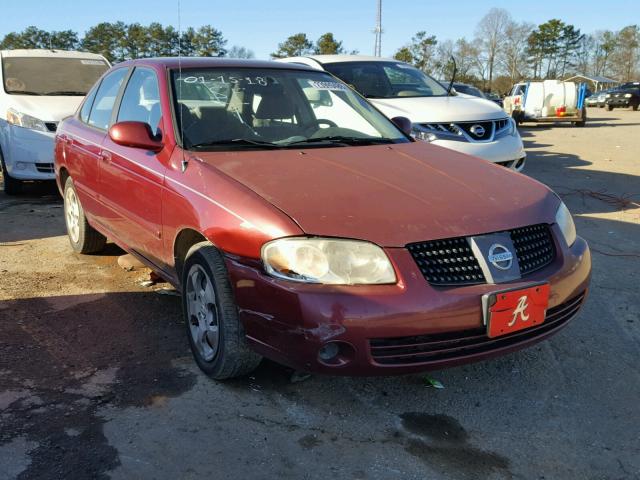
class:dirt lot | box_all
[1,109,639,480]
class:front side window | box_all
[323,61,448,99]
[117,68,161,134]
[171,68,409,150]
[2,57,109,96]
[87,68,128,131]
[79,86,99,123]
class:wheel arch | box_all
[173,228,210,279]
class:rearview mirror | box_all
[391,116,413,136]
[109,121,163,152]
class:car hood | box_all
[369,95,507,123]
[5,95,84,122]
[197,142,558,247]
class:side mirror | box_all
[391,116,413,136]
[109,121,163,152]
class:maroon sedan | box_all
[54,58,591,379]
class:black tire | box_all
[182,242,262,379]
[0,152,23,195]
[606,105,614,111]
[63,177,106,254]
[511,111,523,126]
[632,103,638,111]
[574,107,587,127]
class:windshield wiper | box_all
[188,138,283,150]
[6,90,41,95]
[43,91,87,96]
[285,136,395,147]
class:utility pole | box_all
[373,0,382,57]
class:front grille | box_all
[45,122,58,132]
[407,224,556,286]
[369,291,585,365]
[419,118,510,142]
[458,121,493,141]
[407,237,486,286]
[510,224,555,275]
[35,163,55,173]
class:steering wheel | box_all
[304,119,338,136]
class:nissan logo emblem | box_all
[488,244,513,270]
[470,124,486,137]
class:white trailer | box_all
[503,80,588,127]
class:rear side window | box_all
[79,87,99,123]
[117,68,161,134]
[87,68,128,130]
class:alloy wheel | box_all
[186,264,220,362]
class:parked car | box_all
[0,49,110,194]
[55,58,591,379]
[504,80,588,127]
[278,55,526,171]
[604,85,640,111]
[585,90,604,107]
[452,82,503,108]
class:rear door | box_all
[65,68,128,220]
[99,66,166,264]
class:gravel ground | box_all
[1,109,639,480]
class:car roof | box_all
[116,57,315,71]
[290,54,401,65]
[0,49,107,59]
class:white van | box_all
[278,55,526,171]
[0,49,110,194]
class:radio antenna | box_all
[177,0,188,172]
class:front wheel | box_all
[63,177,106,253]
[632,103,638,111]
[0,153,23,195]
[182,242,262,379]
[606,105,614,111]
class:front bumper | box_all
[0,123,56,180]
[431,133,526,171]
[606,99,634,108]
[227,227,591,376]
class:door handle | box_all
[99,151,112,163]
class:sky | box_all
[0,0,637,59]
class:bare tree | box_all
[501,21,534,82]
[476,8,511,90]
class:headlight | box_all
[606,94,611,98]
[624,93,632,98]
[411,124,463,143]
[6,108,47,132]
[261,237,397,285]
[508,117,518,136]
[555,202,576,247]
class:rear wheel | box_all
[574,107,587,127]
[0,153,23,195]
[632,103,638,111]
[182,242,262,379]
[606,105,614,111]
[63,177,106,253]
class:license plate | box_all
[483,283,550,338]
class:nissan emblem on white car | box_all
[470,124,486,137]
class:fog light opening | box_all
[318,342,339,362]
[317,341,356,367]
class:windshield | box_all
[2,56,109,95]
[171,68,409,150]
[322,61,448,99]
